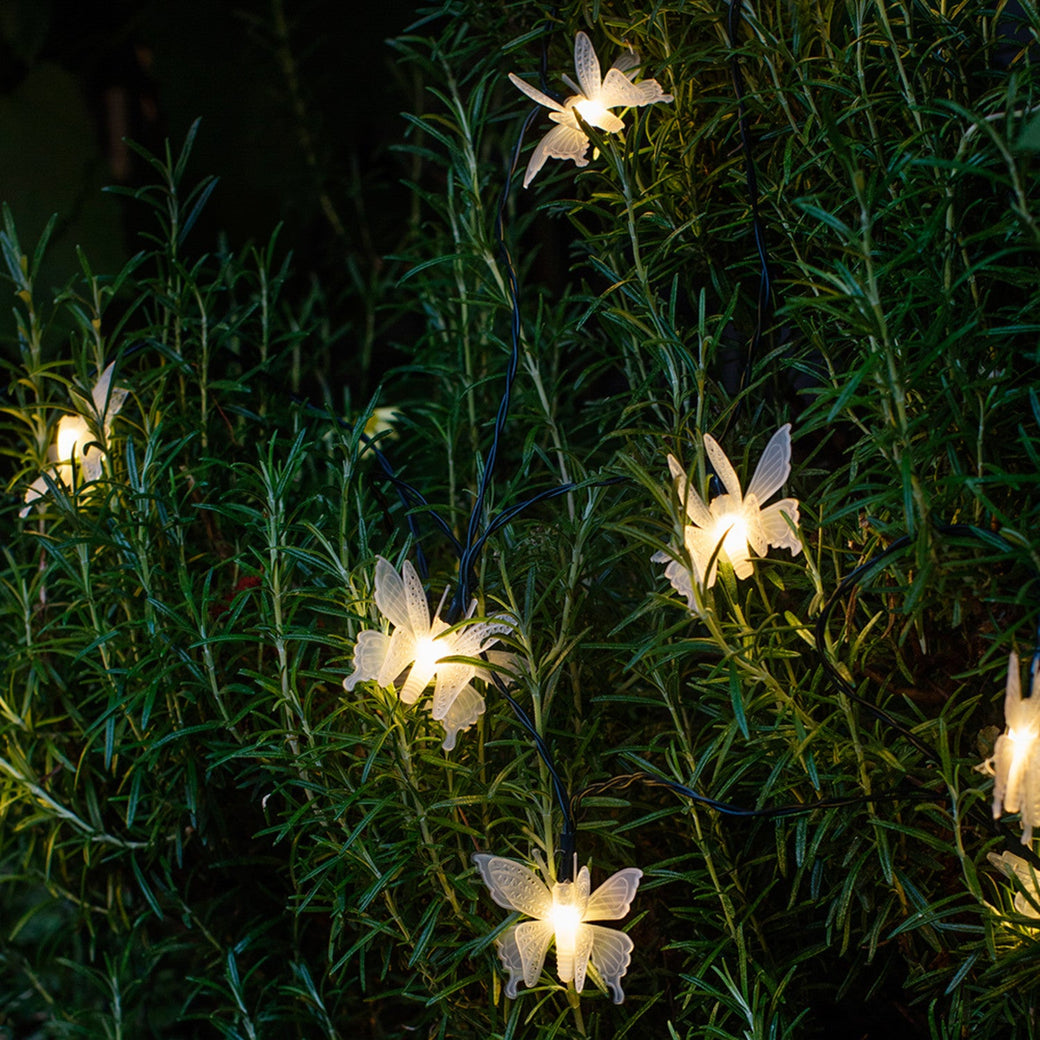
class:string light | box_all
[343,557,512,750]
[473,853,641,1002]
[508,31,672,187]
[654,424,801,610]
[21,361,127,517]
[983,651,1040,844]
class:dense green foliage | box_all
[3,1,1040,1037]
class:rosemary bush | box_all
[2,1,1040,1037]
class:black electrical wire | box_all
[489,670,577,881]
[573,760,928,822]
[449,106,540,623]
[814,522,1040,869]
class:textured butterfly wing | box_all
[431,662,478,721]
[610,47,641,75]
[377,627,419,693]
[523,124,589,188]
[473,854,554,919]
[599,68,673,109]
[666,453,713,528]
[401,559,431,638]
[759,498,801,554]
[745,423,792,503]
[373,556,411,632]
[573,31,602,100]
[91,361,128,422]
[587,924,635,1003]
[451,616,512,657]
[508,72,566,113]
[655,553,701,614]
[704,434,743,500]
[514,919,555,988]
[494,923,527,998]
[342,629,390,691]
[438,683,485,751]
[565,921,595,992]
[583,867,642,921]
[685,523,722,589]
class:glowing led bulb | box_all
[56,415,91,463]
[21,362,127,518]
[714,513,749,564]
[573,97,610,126]
[412,635,441,675]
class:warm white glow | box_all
[714,513,749,563]
[550,897,582,958]
[413,635,442,675]
[57,415,91,463]
[574,97,609,125]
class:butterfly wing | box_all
[583,867,642,921]
[373,557,411,632]
[91,361,128,422]
[704,434,742,500]
[599,68,673,109]
[514,919,555,988]
[568,921,595,993]
[573,31,602,100]
[523,124,589,188]
[473,854,554,919]
[377,627,419,693]
[758,498,801,554]
[431,662,477,721]
[666,453,713,528]
[494,923,535,997]
[342,629,390,691]
[438,682,485,751]
[508,72,567,113]
[611,47,641,75]
[401,560,431,637]
[746,424,793,503]
[587,924,635,1003]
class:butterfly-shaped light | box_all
[21,361,128,517]
[508,31,673,188]
[653,424,801,611]
[982,651,1040,844]
[343,557,511,750]
[987,849,1040,919]
[472,853,642,1003]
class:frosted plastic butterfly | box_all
[982,651,1040,843]
[472,852,642,1003]
[653,424,801,610]
[508,31,673,188]
[987,849,1040,918]
[343,557,511,750]
[21,361,128,517]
